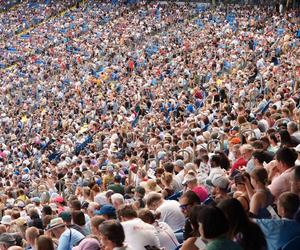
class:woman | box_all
[233,173,250,212]
[252,151,265,169]
[36,235,55,250]
[267,133,279,153]
[244,168,273,218]
[218,198,267,250]
[198,206,242,250]
[160,172,174,198]
[138,208,179,250]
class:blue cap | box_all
[94,205,116,216]
[23,167,30,174]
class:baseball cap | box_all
[59,211,72,223]
[0,233,16,246]
[94,205,116,216]
[206,174,229,190]
[174,159,185,169]
[182,173,197,185]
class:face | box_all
[179,196,192,217]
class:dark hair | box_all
[138,209,158,224]
[215,151,230,170]
[279,130,295,147]
[294,165,300,182]
[276,147,297,167]
[218,198,266,250]
[69,200,82,210]
[210,154,221,168]
[269,133,278,143]
[181,190,201,205]
[189,205,204,237]
[71,210,86,226]
[163,162,174,173]
[279,192,300,219]
[117,205,137,220]
[197,206,229,239]
[252,151,266,164]
[98,220,125,247]
[36,235,54,250]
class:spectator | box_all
[218,198,267,250]
[35,236,54,250]
[256,192,300,250]
[269,147,297,200]
[118,205,160,250]
[46,218,84,250]
[98,220,129,250]
[146,192,185,231]
[138,208,179,250]
[198,206,243,250]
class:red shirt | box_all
[231,157,247,173]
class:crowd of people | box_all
[0,0,299,250]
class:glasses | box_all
[180,203,191,210]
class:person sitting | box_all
[98,220,130,250]
[146,192,185,231]
[244,168,273,218]
[118,205,160,250]
[197,206,243,250]
[268,147,297,201]
[45,217,84,250]
[138,208,179,250]
[206,174,230,203]
[256,192,300,250]
[218,198,267,250]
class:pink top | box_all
[268,167,294,200]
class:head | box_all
[240,144,254,161]
[146,192,163,211]
[35,236,54,250]
[110,193,124,210]
[179,190,201,217]
[250,168,269,188]
[276,147,297,173]
[138,209,157,225]
[98,220,125,249]
[217,198,249,237]
[287,121,298,135]
[71,210,86,227]
[198,206,229,241]
[25,227,40,247]
[0,233,16,250]
[252,150,266,167]
[90,216,105,237]
[117,205,137,222]
[291,165,300,195]
[277,192,300,219]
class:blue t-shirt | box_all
[256,218,300,250]
[57,228,85,250]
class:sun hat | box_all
[1,215,12,225]
[46,217,65,231]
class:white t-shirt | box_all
[122,218,160,250]
[156,200,185,231]
[153,221,179,250]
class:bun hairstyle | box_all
[138,208,161,224]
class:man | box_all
[110,193,125,210]
[182,172,208,202]
[287,121,300,142]
[107,175,125,195]
[94,205,117,220]
[146,192,185,231]
[0,234,15,250]
[46,217,84,250]
[206,174,230,203]
[256,192,300,250]
[179,190,201,240]
[268,147,297,200]
[240,144,255,174]
[90,216,105,240]
[118,205,160,250]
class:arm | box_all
[181,237,199,250]
[249,192,263,217]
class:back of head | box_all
[117,205,137,221]
[251,168,268,185]
[181,190,201,205]
[278,192,300,219]
[71,210,86,226]
[276,147,297,168]
[111,193,125,206]
[98,220,125,247]
[197,206,229,240]
[146,192,162,208]
[138,209,156,224]
[36,235,54,250]
[218,198,249,235]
